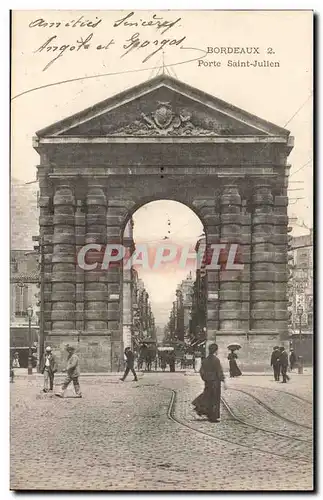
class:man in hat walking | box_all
[120,347,138,382]
[270,346,281,381]
[279,346,290,383]
[40,346,57,392]
[55,345,82,398]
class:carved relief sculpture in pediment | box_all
[110,101,235,136]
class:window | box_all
[15,285,29,316]
[11,258,18,273]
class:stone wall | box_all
[35,78,292,373]
[208,334,289,372]
[45,335,115,373]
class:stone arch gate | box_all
[34,74,293,371]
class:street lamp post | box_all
[27,305,34,375]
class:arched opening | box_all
[121,200,205,359]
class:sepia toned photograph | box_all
[10,9,313,491]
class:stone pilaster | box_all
[219,185,245,331]
[123,219,134,349]
[38,171,54,334]
[51,185,76,331]
[250,184,276,331]
[85,185,108,331]
[240,200,252,331]
[106,200,125,370]
[192,197,220,341]
[273,194,290,334]
[75,200,86,332]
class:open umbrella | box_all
[227,343,242,351]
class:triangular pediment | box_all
[36,75,290,138]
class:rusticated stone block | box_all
[275,195,288,206]
[219,310,249,321]
[107,321,120,332]
[52,292,76,301]
[221,226,241,237]
[251,281,275,292]
[106,226,120,238]
[51,272,76,282]
[53,214,74,225]
[252,214,276,225]
[52,321,75,330]
[85,320,108,330]
[52,263,75,272]
[207,309,219,321]
[52,233,75,244]
[107,309,120,321]
[219,290,242,300]
[85,234,106,245]
[251,319,288,331]
[219,320,248,331]
[107,283,120,294]
[213,334,289,372]
[51,255,75,264]
[252,262,276,272]
[84,291,107,301]
[53,186,75,206]
[251,271,279,281]
[45,335,112,372]
[51,311,76,321]
[84,311,108,321]
[220,214,242,225]
[85,301,107,311]
[39,215,53,226]
[86,188,107,207]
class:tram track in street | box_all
[227,387,312,431]
[167,390,312,464]
[240,383,313,405]
[221,393,311,443]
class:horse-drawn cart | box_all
[138,339,157,371]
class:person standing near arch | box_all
[192,343,227,423]
[270,346,281,381]
[279,346,290,383]
[40,346,57,392]
[55,345,82,398]
[227,349,242,378]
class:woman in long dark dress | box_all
[228,349,242,377]
[192,343,226,423]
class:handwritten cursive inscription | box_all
[29,12,187,72]
[35,34,94,71]
[29,16,102,29]
[122,32,186,63]
[113,12,181,35]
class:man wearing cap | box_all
[56,345,82,398]
[40,346,57,393]
[270,346,281,381]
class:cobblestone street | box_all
[10,371,313,491]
